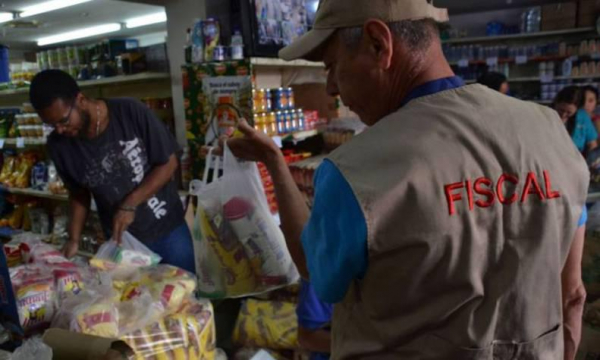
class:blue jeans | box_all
[146,223,196,274]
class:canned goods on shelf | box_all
[213,45,227,62]
[286,87,295,109]
[276,111,285,134]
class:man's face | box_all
[38,94,92,138]
[323,32,390,126]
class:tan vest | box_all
[327,84,589,360]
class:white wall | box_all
[164,0,206,146]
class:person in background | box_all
[296,279,332,360]
[582,85,600,134]
[29,70,195,274]
[477,71,509,95]
[553,86,598,154]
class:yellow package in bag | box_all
[233,299,298,350]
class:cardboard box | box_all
[578,0,600,27]
[542,2,578,31]
[43,329,133,360]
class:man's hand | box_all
[112,209,135,244]
[62,239,79,258]
[203,119,282,168]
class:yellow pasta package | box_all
[199,207,256,295]
[233,299,298,350]
[76,301,119,338]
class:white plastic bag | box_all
[10,337,52,360]
[192,145,298,298]
[90,232,161,279]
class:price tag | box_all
[540,73,554,83]
[16,138,25,149]
[592,53,600,60]
[570,56,579,62]
[457,59,470,68]
[515,55,528,65]
[486,57,498,67]
[0,139,5,149]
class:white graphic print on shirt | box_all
[120,138,168,220]
[120,138,145,184]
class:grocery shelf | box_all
[444,27,595,44]
[509,75,600,83]
[77,72,170,88]
[0,138,46,147]
[250,57,324,68]
[0,72,171,97]
[588,192,600,203]
[449,55,569,67]
[0,186,68,201]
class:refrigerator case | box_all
[182,59,254,179]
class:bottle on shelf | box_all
[185,28,192,64]
[230,30,244,60]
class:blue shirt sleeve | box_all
[301,160,368,303]
[584,113,599,144]
[579,205,587,227]
[296,279,333,330]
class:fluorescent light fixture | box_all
[37,23,121,46]
[20,0,93,18]
[125,12,167,29]
[0,12,13,24]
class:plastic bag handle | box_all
[212,152,221,183]
[202,147,214,185]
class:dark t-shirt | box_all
[47,97,184,244]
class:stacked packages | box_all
[5,233,216,359]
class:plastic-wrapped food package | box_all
[233,299,298,350]
[55,286,119,339]
[121,298,216,360]
[139,265,197,314]
[10,267,57,335]
[193,146,299,298]
[90,232,161,280]
[3,243,22,267]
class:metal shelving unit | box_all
[0,72,170,97]
[443,27,595,44]
[0,186,68,201]
[250,57,324,68]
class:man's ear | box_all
[363,19,394,70]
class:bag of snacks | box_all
[54,285,119,339]
[121,298,217,360]
[233,299,298,350]
[193,145,298,298]
[139,265,197,314]
[90,232,161,279]
[10,266,57,335]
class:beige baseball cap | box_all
[279,0,449,61]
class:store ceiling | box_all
[0,0,166,49]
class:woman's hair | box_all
[477,72,507,92]
[553,86,583,136]
[553,86,582,107]
[582,85,599,107]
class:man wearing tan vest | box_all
[225,0,590,359]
